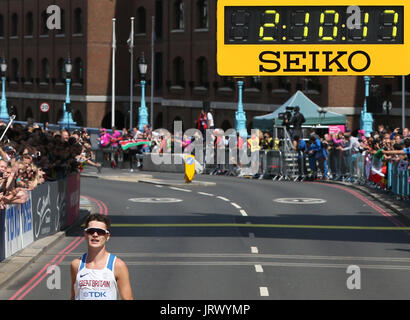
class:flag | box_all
[120,139,151,150]
[112,19,116,50]
[127,18,134,53]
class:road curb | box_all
[0,198,98,290]
[138,178,216,187]
[317,180,410,223]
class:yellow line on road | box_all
[110,223,410,231]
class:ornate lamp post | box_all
[0,57,10,121]
[235,79,247,138]
[58,56,76,128]
[137,52,148,131]
[360,76,373,135]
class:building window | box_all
[41,58,50,82]
[26,58,34,82]
[173,57,185,87]
[174,0,184,30]
[397,76,410,92]
[74,58,84,84]
[11,59,19,82]
[41,10,48,35]
[278,77,291,91]
[249,76,261,90]
[11,13,18,37]
[137,7,146,33]
[303,77,322,93]
[197,57,208,86]
[74,8,83,34]
[57,9,65,34]
[197,0,208,29]
[26,12,34,36]
[57,58,65,83]
[0,15,4,37]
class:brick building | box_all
[0,0,408,131]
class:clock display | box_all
[225,6,404,44]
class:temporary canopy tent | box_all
[253,91,347,131]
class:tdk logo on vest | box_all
[84,291,107,298]
[259,50,371,73]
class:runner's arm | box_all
[70,259,81,300]
[115,258,133,300]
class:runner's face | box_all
[84,221,110,248]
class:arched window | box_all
[173,57,184,86]
[74,58,84,84]
[196,57,208,86]
[57,58,65,82]
[25,107,34,120]
[11,59,19,82]
[74,8,83,34]
[11,13,18,37]
[41,58,50,82]
[174,0,184,29]
[137,7,146,33]
[26,12,34,36]
[73,110,83,126]
[26,58,34,81]
[0,15,3,37]
[397,75,410,93]
[197,0,208,29]
[41,10,48,35]
[57,9,65,34]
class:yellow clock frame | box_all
[217,0,410,76]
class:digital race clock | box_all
[217,0,410,76]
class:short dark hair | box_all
[85,213,111,231]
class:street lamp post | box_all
[0,57,10,121]
[58,56,76,129]
[138,52,148,131]
[360,76,373,135]
[235,79,247,138]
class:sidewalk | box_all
[0,196,98,289]
[81,166,216,187]
[318,179,410,223]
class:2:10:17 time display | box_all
[225,6,404,44]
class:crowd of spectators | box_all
[0,119,98,209]
[290,124,410,188]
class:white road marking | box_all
[260,287,269,297]
[155,185,163,188]
[231,202,242,209]
[217,196,230,201]
[251,247,259,254]
[198,192,214,197]
[240,210,248,216]
[255,265,264,273]
[169,187,192,193]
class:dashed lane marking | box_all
[169,187,192,193]
[260,287,269,297]
[255,265,264,273]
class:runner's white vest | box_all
[74,253,118,300]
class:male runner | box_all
[70,214,133,300]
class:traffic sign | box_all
[40,102,50,113]
[217,0,410,76]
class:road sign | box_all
[40,102,50,113]
[217,0,410,76]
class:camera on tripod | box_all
[278,106,296,121]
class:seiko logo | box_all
[259,50,371,73]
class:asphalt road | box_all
[1,173,410,300]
